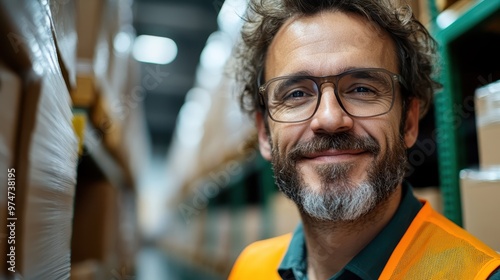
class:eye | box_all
[269,77,318,103]
[286,90,308,99]
[341,84,379,97]
[352,86,375,94]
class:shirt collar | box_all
[278,182,422,280]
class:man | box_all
[228,0,500,279]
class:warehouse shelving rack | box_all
[429,0,500,225]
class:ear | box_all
[404,99,420,148]
[256,112,272,161]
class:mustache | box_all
[288,132,380,161]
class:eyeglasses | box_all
[258,68,405,123]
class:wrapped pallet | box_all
[47,0,78,90]
[0,0,78,278]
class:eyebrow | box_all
[273,76,312,97]
[283,66,361,78]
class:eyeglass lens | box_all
[264,70,395,122]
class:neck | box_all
[302,185,402,280]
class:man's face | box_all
[257,11,420,221]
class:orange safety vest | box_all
[229,201,500,279]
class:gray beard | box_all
[271,132,407,222]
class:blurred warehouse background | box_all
[1,0,500,279]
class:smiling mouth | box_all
[286,132,381,164]
[301,150,371,163]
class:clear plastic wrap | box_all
[23,75,78,279]
[0,0,78,279]
[46,0,78,89]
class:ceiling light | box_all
[200,31,231,70]
[113,31,133,54]
[132,35,178,64]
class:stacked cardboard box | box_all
[47,0,78,90]
[460,169,500,251]
[70,0,148,278]
[71,176,120,279]
[70,147,141,279]
[0,0,146,278]
[74,0,146,188]
[475,81,500,168]
[0,1,79,278]
[0,61,22,277]
[460,80,500,251]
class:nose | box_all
[309,85,354,134]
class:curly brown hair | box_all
[230,0,440,119]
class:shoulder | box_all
[233,233,293,265]
[228,233,293,280]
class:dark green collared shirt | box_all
[278,182,421,279]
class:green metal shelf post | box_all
[433,45,464,225]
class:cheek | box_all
[270,123,309,153]
[360,119,400,154]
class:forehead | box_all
[265,11,398,79]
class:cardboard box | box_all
[48,0,77,90]
[72,151,141,277]
[71,72,98,108]
[435,0,460,12]
[475,80,500,168]
[70,260,105,280]
[413,187,443,214]
[460,168,500,251]
[0,1,78,279]
[477,123,500,167]
[0,61,22,177]
[18,74,78,280]
[71,177,120,277]
[0,61,22,277]
[76,0,122,97]
[76,0,105,60]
